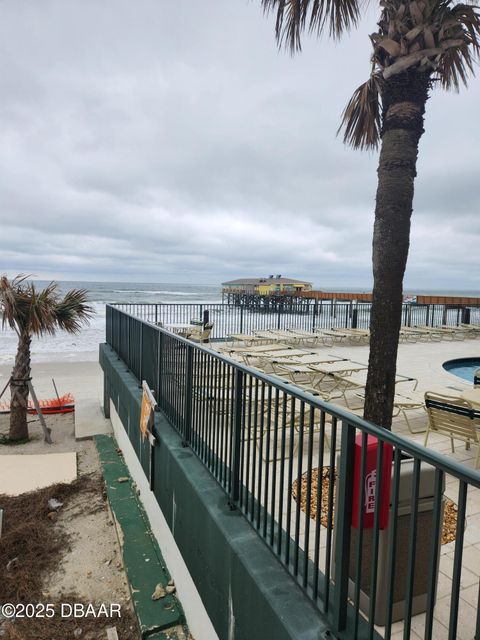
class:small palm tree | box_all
[261,0,480,428]
[0,275,93,441]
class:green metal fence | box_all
[111,301,480,340]
[105,304,480,640]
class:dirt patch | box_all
[292,466,457,545]
[441,499,459,545]
[0,476,99,602]
[1,412,75,451]
[1,600,138,640]
[0,476,139,640]
[291,466,336,528]
[0,410,75,437]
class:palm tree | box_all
[0,275,93,441]
[261,0,480,428]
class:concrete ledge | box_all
[75,399,112,440]
[95,434,187,639]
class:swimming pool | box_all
[443,358,480,383]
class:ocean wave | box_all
[112,290,195,296]
[0,282,222,361]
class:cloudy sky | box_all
[0,1,479,291]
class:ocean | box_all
[1,280,479,365]
[0,281,222,364]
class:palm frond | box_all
[0,276,18,330]
[0,275,93,337]
[448,3,480,54]
[26,282,58,336]
[54,289,94,334]
[436,4,480,89]
[0,275,32,332]
[262,0,361,51]
[382,47,442,79]
[437,45,474,87]
[338,74,383,150]
[368,0,479,87]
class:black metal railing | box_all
[105,304,480,639]
[111,301,480,340]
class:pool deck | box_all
[215,336,480,640]
[336,339,480,639]
[358,339,480,639]
[321,338,478,439]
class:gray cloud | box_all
[0,0,478,290]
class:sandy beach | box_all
[0,351,139,639]
[0,353,108,444]
[0,353,101,400]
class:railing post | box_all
[155,304,158,325]
[312,300,317,332]
[138,323,144,386]
[106,305,111,344]
[240,307,244,334]
[352,308,358,329]
[333,420,356,633]
[229,369,243,507]
[156,331,164,406]
[110,306,114,349]
[183,344,194,445]
[126,317,131,368]
[203,308,209,328]
[116,308,120,351]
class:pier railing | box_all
[106,304,480,639]
[111,301,480,340]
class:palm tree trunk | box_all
[363,70,431,429]
[9,331,32,441]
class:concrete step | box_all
[75,398,112,440]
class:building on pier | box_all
[222,275,312,302]
[222,275,312,307]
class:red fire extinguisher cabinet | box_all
[351,434,393,530]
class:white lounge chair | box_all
[424,391,480,468]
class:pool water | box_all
[443,358,480,383]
